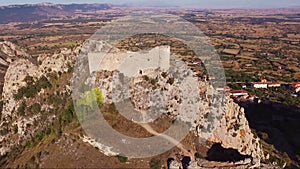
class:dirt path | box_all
[139,123,194,160]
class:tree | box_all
[77,88,104,108]
[76,88,104,121]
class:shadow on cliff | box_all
[206,143,251,162]
[240,101,300,165]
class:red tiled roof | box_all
[291,82,300,88]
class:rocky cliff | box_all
[0,41,266,168]
[0,41,30,95]
[77,41,265,167]
[0,41,77,156]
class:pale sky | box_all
[0,0,299,8]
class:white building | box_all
[229,90,248,97]
[88,46,170,76]
[250,83,268,89]
[267,83,281,88]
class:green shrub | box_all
[59,102,74,125]
[25,141,32,148]
[17,101,26,116]
[76,88,104,112]
[117,155,128,163]
[24,76,34,85]
[149,158,161,169]
[88,88,103,105]
[36,75,52,89]
[276,158,286,168]
[0,128,9,135]
[14,75,52,100]
[29,103,41,114]
[195,152,203,159]
[33,131,46,143]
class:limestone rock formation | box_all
[0,41,30,94]
[206,99,263,159]
[0,43,77,156]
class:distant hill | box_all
[0,3,112,24]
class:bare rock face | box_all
[187,80,264,163]
[206,99,263,159]
[191,86,265,168]
[169,160,181,169]
[0,43,77,156]
[167,96,265,168]
[0,41,30,95]
[0,41,29,60]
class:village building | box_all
[267,83,281,88]
[250,82,268,89]
[216,86,231,92]
[290,82,300,93]
[229,90,248,97]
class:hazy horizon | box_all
[1,0,300,8]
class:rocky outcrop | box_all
[0,41,30,95]
[0,41,29,60]
[0,42,78,156]
[205,99,263,159]
[2,59,37,116]
[80,41,264,166]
